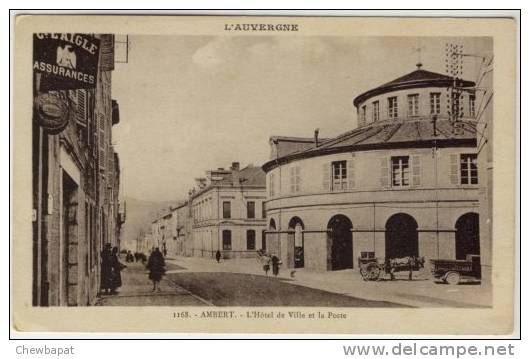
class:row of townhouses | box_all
[151,162,267,259]
[149,63,492,282]
[32,34,125,306]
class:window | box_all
[372,101,379,122]
[388,97,398,119]
[261,230,266,250]
[460,154,478,185]
[247,201,255,219]
[222,201,231,219]
[289,166,301,193]
[360,105,367,125]
[246,230,256,250]
[391,156,410,187]
[469,94,476,117]
[451,91,461,118]
[331,161,347,190]
[222,230,232,250]
[407,94,419,116]
[262,202,266,219]
[430,92,441,115]
[269,173,275,197]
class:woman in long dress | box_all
[146,247,166,292]
[100,243,112,295]
[109,246,126,294]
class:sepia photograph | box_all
[11,14,517,334]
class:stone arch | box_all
[385,213,418,259]
[455,212,480,260]
[288,216,305,268]
[327,214,353,270]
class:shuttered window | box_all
[76,89,87,126]
[97,112,106,170]
[372,101,379,122]
[331,161,347,190]
[391,156,410,187]
[380,157,389,188]
[450,154,459,185]
[407,94,419,117]
[359,105,366,126]
[347,159,355,189]
[460,154,478,185]
[412,155,421,187]
[290,166,301,193]
[430,92,441,115]
[388,97,398,119]
[322,163,331,191]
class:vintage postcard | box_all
[12,14,517,334]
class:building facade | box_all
[32,34,125,306]
[189,162,267,259]
[150,202,188,257]
[262,65,486,274]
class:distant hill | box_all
[120,196,180,251]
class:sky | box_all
[111,35,492,202]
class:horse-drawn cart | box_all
[429,255,481,285]
[358,252,425,281]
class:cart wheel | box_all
[366,263,381,281]
[445,271,461,285]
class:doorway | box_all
[288,217,304,268]
[328,215,353,270]
[62,171,78,306]
[455,212,480,260]
[385,213,418,259]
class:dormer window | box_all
[388,97,398,119]
[407,94,419,117]
[360,105,366,125]
[430,92,441,115]
[372,101,379,122]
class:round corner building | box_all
[262,65,484,272]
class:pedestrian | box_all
[261,254,271,276]
[109,246,126,294]
[271,255,281,277]
[100,243,112,295]
[146,247,166,292]
[215,250,221,263]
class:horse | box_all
[385,256,425,281]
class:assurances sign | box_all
[33,33,100,90]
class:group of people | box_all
[100,244,167,295]
[100,244,126,295]
[258,250,281,276]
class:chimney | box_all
[314,128,320,148]
[231,162,240,186]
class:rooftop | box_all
[262,118,477,172]
[270,136,329,159]
[353,67,475,107]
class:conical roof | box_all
[353,68,475,107]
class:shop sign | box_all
[34,92,70,134]
[33,33,100,91]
